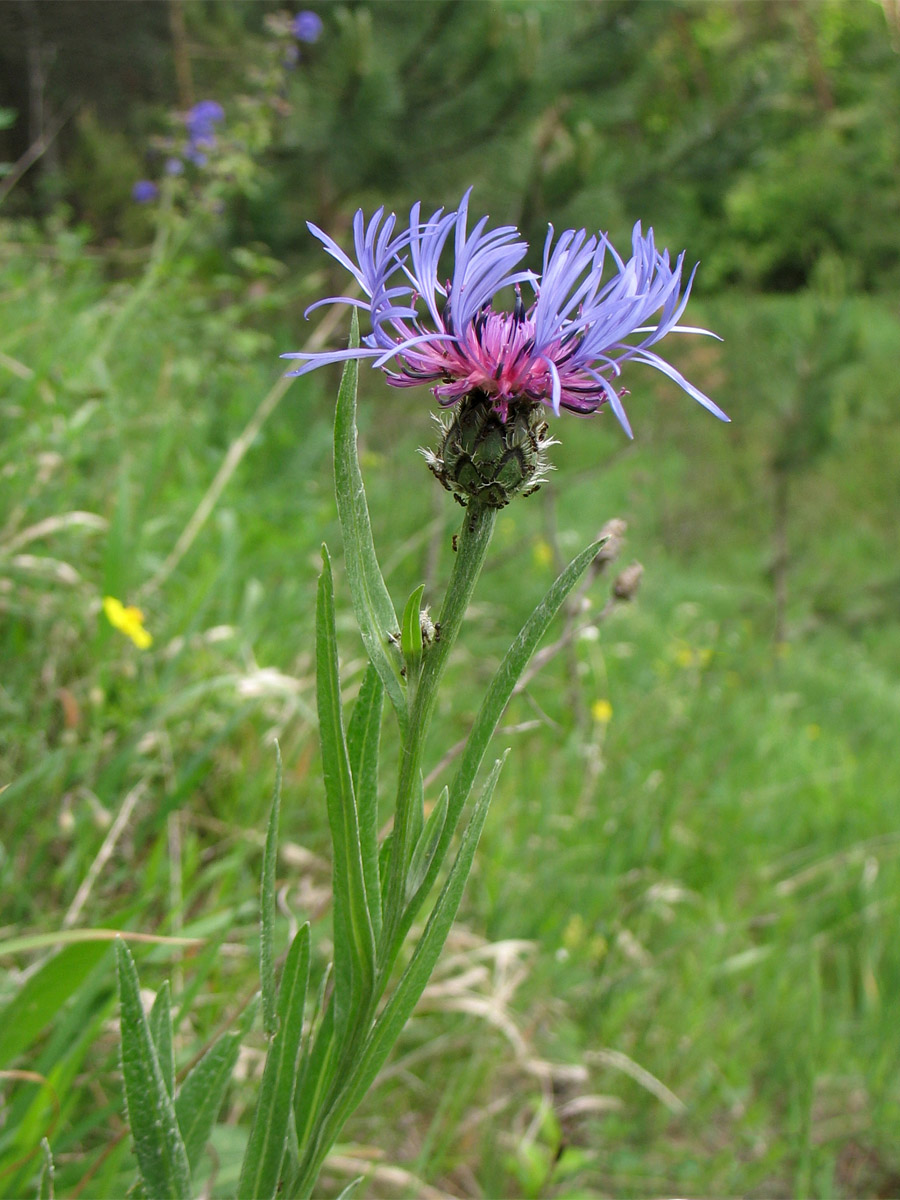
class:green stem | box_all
[379,499,497,964]
[290,500,497,1199]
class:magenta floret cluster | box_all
[284,190,728,437]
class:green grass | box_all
[2,227,900,1199]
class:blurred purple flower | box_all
[131,180,159,204]
[181,100,223,170]
[283,191,728,438]
[292,11,323,42]
[165,157,184,176]
[185,99,225,142]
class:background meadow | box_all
[2,1,900,1196]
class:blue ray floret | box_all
[284,190,728,438]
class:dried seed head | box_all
[613,561,644,602]
[595,518,628,565]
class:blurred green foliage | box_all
[1,0,898,288]
[2,1,900,1197]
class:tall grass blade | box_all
[346,664,384,942]
[0,954,113,1193]
[115,940,192,1199]
[261,743,283,1036]
[335,1177,364,1200]
[238,924,310,1200]
[317,546,377,1038]
[38,1138,54,1200]
[0,941,108,1068]
[333,310,406,731]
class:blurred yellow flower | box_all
[103,596,153,649]
[563,913,587,950]
[674,642,713,669]
[532,538,554,568]
[591,698,613,723]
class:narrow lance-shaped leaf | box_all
[350,754,505,1105]
[378,832,393,913]
[0,948,113,1200]
[346,665,384,942]
[333,309,407,731]
[238,924,310,1200]
[148,980,174,1098]
[0,940,108,1069]
[115,939,192,1200]
[402,539,605,941]
[293,983,336,1153]
[317,545,377,1039]
[409,768,425,868]
[406,786,448,903]
[175,997,258,1173]
[291,755,507,1197]
[261,743,283,1036]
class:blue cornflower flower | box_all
[284,190,728,438]
[292,11,323,42]
[131,180,159,204]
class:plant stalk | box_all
[289,499,497,1198]
[379,499,497,963]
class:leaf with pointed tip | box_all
[115,940,192,1200]
[148,980,174,1098]
[333,309,406,731]
[400,583,426,680]
[38,1138,54,1200]
[238,924,310,1200]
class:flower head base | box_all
[284,190,728,446]
[424,392,557,508]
